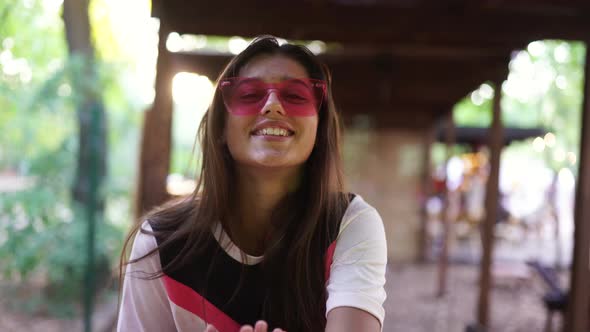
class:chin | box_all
[231,148,311,170]
[253,158,297,169]
[243,155,305,170]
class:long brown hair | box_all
[120,35,348,331]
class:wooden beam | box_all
[359,109,440,130]
[482,0,590,15]
[171,51,510,80]
[418,122,437,262]
[170,51,509,114]
[435,126,547,146]
[171,51,227,79]
[438,111,456,297]
[476,79,504,328]
[563,41,590,332]
[136,22,174,217]
[331,44,515,59]
[153,0,590,48]
[340,103,450,131]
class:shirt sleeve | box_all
[325,206,388,328]
[117,222,176,332]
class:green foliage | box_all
[0,0,71,171]
[0,125,122,315]
[454,94,493,127]
[0,190,120,315]
[453,40,586,173]
[0,0,141,317]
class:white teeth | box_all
[255,127,291,137]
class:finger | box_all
[205,325,218,332]
[272,329,284,332]
[254,320,268,332]
[240,325,254,332]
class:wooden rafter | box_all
[152,0,590,48]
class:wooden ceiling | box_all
[152,0,590,129]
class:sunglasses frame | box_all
[218,77,327,116]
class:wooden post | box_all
[136,21,174,218]
[437,111,456,296]
[476,80,504,328]
[563,43,590,332]
[419,123,436,262]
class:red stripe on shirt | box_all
[163,274,241,332]
[325,240,337,281]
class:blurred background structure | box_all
[0,0,589,331]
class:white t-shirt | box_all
[117,195,387,331]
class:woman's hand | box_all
[239,320,286,332]
[204,320,286,332]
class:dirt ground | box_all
[383,262,564,332]
[0,263,562,332]
[0,283,118,332]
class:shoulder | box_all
[326,194,387,326]
[332,194,387,263]
[129,221,159,260]
[338,195,385,240]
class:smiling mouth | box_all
[251,127,294,137]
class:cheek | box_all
[224,117,248,153]
[303,118,319,148]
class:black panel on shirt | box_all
[152,228,266,326]
[149,193,355,326]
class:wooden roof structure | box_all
[435,126,547,146]
[141,1,590,330]
[171,50,508,128]
[152,0,589,125]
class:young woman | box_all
[118,36,387,332]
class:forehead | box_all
[238,54,309,81]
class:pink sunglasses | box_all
[219,77,327,116]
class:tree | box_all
[62,0,107,212]
[62,1,107,328]
[454,40,585,173]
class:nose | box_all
[260,90,286,116]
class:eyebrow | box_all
[236,77,311,87]
[243,75,308,81]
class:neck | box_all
[230,165,302,256]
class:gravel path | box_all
[383,263,563,332]
[0,262,561,332]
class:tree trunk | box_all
[136,22,173,218]
[62,0,107,212]
[62,1,107,330]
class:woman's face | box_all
[224,54,319,171]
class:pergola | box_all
[435,126,547,147]
[140,1,590,330]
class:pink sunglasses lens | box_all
[276,80,318,116]
[221,79,267,115]
[220,78,325,116]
